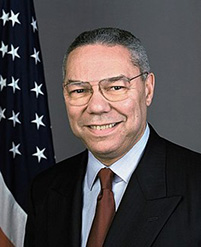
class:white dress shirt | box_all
[81,124,150,247]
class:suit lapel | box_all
[104,127,182,247]
[46,151,88,247]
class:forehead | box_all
[66,44,136,80]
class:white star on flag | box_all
[9,142,22,158]
[32,146,47,163]
[8,44,20,61]
[8,110,21,127]
[0,75,7,91]
[31,17,37,32]
[0,107,6,121]
[31,48,40,64]
[31,113,45,129]
[8,77,21,93]
[9,10,21,27]
[0,9,9,26]
[31,81,44,98]
[0,41,8,57]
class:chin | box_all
[89,144,121,160]
[89,146,113,156]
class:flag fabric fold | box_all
[0,172,25,247]
[0,0,55,246]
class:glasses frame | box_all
[63,71,149,106]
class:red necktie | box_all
[87,168,115,247]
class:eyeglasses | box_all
[63,72,148,106]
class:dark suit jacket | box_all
[24,126,201,247]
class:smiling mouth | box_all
[89,123,117,130]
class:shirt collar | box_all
[86,124,150,190]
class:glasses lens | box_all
[65,82,92,106]
[100,76,130,102]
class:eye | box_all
[110,85,126,91]
[68,88,92,97]
[70,88,85,94]
[68,87,92,100]
[66,82,91,96]
[103,79,128,92]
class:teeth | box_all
[90,123,116,130]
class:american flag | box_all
[0,0,55,246]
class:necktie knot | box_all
[98,168,114,190]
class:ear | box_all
[145,72,155,106]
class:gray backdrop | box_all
[34,0,201,162]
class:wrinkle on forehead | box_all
[66,44,138,82]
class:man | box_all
[24,28,201,247]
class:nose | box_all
[86,88,111,114]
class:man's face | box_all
[64,44,155,165]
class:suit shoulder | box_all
[31,150,87,194]
[148,125,201,166]
[163,139,201,185]
[165,139,201,163]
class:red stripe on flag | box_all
[0,228,15,247]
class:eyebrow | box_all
[105,75,125,82]
[65,80,86,86]
[66,75,126,85]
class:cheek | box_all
[121,92,145,113]
[122,94,147,124]
[66,106,80,132]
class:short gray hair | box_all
[62,27,150,80]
